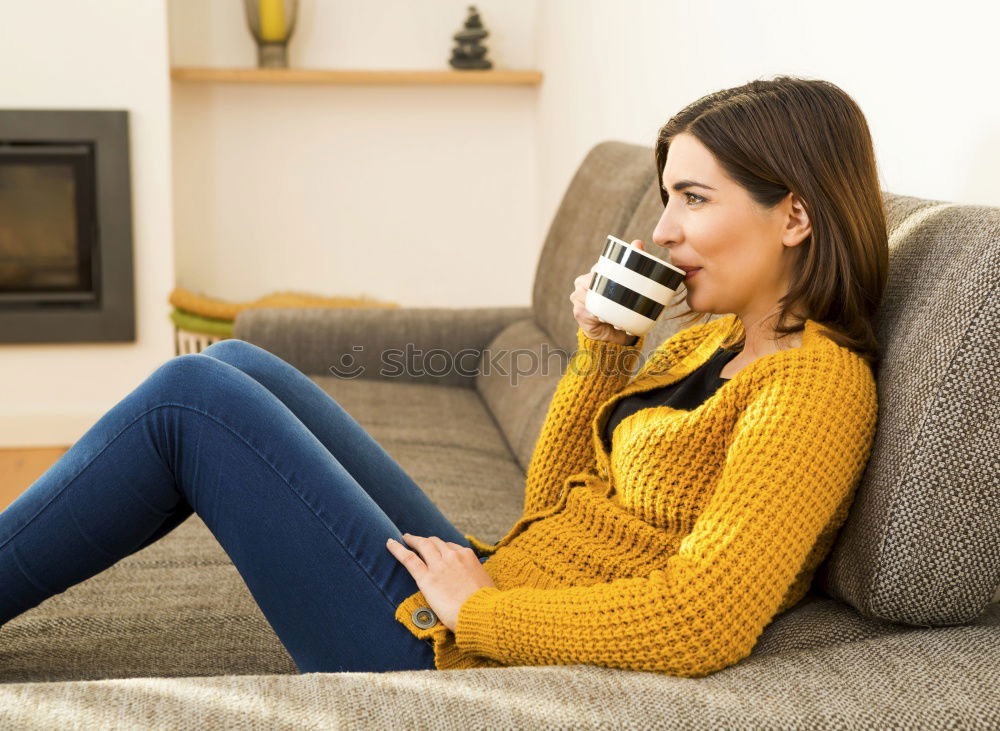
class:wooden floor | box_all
[0,447,70,512]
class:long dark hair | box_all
[654,75,889,373]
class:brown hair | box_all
[654,75,889,374]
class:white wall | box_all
[533,0,1000,254]
[169,0,540,307]
[0,0,175,447]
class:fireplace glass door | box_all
[0,143,98,307]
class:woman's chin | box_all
[683,288,707,311]
[684,291,726,318]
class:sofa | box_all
[0,141,997,728]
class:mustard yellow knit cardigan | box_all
[394,314,878,677]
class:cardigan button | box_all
[412,607,438,629]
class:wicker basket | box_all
[174,327,226,355]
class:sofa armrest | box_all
[233,306,533,387]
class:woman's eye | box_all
[660,191,706,207]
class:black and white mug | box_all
[585,235,686,336]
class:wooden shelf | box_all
[170,67,543,86]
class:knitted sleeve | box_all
[454,360,878,677]
[519,329,643,516]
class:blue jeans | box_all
[0,339,483,673]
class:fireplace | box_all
[0,110,135,343]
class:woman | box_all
[0,76,887,678]
[391,76,885,677]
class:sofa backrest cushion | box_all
[815,193,1000,625]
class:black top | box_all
[602,346,742,449]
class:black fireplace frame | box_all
[0,109,135,343]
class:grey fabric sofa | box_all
[1,141,997,728]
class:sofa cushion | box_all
[813,193,1000,624]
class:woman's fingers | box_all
[429,536,476,561]
[401,533,442,561]
[389,533,476,573]
[386,537,427,578]
[565,243,651,345]
[571,273,593,304]
[426,535,454,554]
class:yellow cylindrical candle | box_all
[259,0,286,42]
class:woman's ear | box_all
[783,193,811,248]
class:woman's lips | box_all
[684,268,702,280]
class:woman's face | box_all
[652,132,808,323]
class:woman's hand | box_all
[570,239,646,345]
[386,534,496,632]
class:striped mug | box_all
[585,235,686,337]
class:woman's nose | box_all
[652,207,681,248]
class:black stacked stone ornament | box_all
[449,5,493,70]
